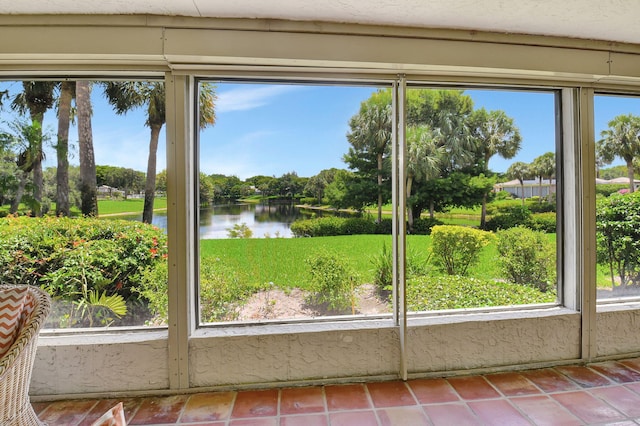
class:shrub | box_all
[290,216,375,237]
[484,205,532,231]
[0,216,167,327]
[528,200,556,213]
[341,217,376,235]
[371,242,431,294]
[595,183,629,197]
[374,218,393,234]
[430,225,493,276]
[406,275,556,311]
[411,217,443,235]
[299,197,318,205]
[305,250,357,311]
[371,243,393,293]
[138,260,169,323]
[497,226,556,292]
[494,190,515,201]
[199,258,261,322]
[0,216,167,300]
[529,212,557,233]
[227,222,253,238]
[596,191,640,287]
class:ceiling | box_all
[0,0,638,46]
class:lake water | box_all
[119,202,323,239]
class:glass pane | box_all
[594,94,640,300]
[404,87,558,312]
[0,79,168,328]
[197,81,393,324]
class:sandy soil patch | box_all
[235,283,391,321]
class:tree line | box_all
[0,81,217,223]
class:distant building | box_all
[97,185,124,198]
[495,177,640,198]
[495,179,556,199]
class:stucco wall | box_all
[407,309,581,374]
[597,304,640,357]
[189,320,400,387]
[31,331,169,396]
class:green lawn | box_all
[201,235,396,290]
[200,233,550,291]
[97,197,167,216]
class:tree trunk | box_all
[142,123,162,224]
[376,153,383,223]
[539,177,543,203]
[480,193,488,229]
[77,81,98,217]
[627,160,635,193]
[10,171,29,214]
[32,155,43,216]
[406,175,414,232]
[28,113,45,217]
[56,81,73,217]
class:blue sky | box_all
[201,83,558,178]
[3,81,639,179]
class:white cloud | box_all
[216,85,301,113]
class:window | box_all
[197,80,394,324]
[594,93,640,301]
[0,79,168,329]
[403,87,560,313]
[195,80,562,326]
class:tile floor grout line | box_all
[174,393,190,424]
[585,384,636,422]
[362,383,383,426]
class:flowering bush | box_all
[0,216,167,326]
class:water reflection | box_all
[113,202,325,239]
[199,202,304,239]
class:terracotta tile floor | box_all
[32,358,640,425]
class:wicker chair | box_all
[0,285,51,426]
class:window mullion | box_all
[392,75,408,380]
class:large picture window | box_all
[594,93,640,301]
[402,87,559,313]
[196,80,393,324]
[0,79,168,329]
[196,80,561,326]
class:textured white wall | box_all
[407,310,581,374]
[597,305,640,357]
[28,308,639,397]
[31,331,169,396]
[190,323,400,387]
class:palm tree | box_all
[531,152,556,201]
[405,125,443,230]
[11,81,56,216]
[470,108,522,227]
[55,81,74,217]
[103,81,217,224]
[5,120,48,214]
[76,80,98,216]
[436,108,474,172]
[507,161,532,205]
[597,114,640,193]
[345,92,392,223]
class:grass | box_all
[98,197,167,216]
[200,233,558,291]
[201,235,396,290]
